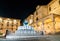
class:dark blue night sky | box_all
[0,0,51,21]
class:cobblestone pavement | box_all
[46,35,60,41]
[0,35,60,41]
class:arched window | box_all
[49,7,51,11]
[7,22,9,26]
[59,0,60,5]
[36,18,38,21]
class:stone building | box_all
[0,17,20,36]
[26,0,60,34]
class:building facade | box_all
[0,17,20,36]
[48,0,60,15]
[26,0,60,34]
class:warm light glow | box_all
[37,21,43,31]
[31,15,33,16]
[29,19,33,24]
[55,22,60,32]
[38,21,42,25]
[55,17,60,22]
[7,18,11,22]
[13,20,17,24]
[7,19,12,24]
[44,19,52,23]
[9,21,12,24]
[4,20,7,24]
[0,18,2,22]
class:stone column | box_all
[52,14,56,34]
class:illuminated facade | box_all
[26,0,60,34]
[26,14,34,25]
[48,0,60,15]
[36,5,48,18]
[0,17,20,36]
